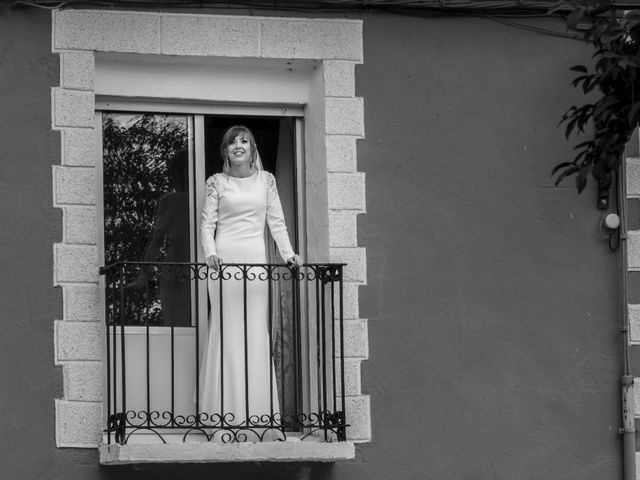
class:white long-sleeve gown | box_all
[199,170,294,437]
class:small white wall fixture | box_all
[51,9,368,463]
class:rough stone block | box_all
[260,18,363,61]
[55,321,102,363]
[56,399,102,448]
[629,232,640,270]
[54,244,99,284]
[53,10,160,54]
[62,128,96,166]
[327,173,365,211]
[345,395,371,441]
[630,305,640,343]
[336,358,362,396]
[324,61,356,97]
[64,362,103,401]
[342,282,360,320]
[329,210,358,248]
[63,206,97,244]
[160,15,260,57]
[628,158,640,197]
[52,88,94,128]
[330,247,366,284]
[325,98,364,137]
[54,166,95,206]
[63,283,100,321]
[326,135,358,173]
[60,50,95,90]
[335,318,368,359]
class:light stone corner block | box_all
[52,88,94,129]
[54,243,99,284]
[329,210,358,248]
[342,282,361,320]
[160,15,260,57]
[60,50,95,91]
[63,362,103,402]
[62,128,96,166]
[628,232,640,270]
[337,318,369,359]
[63,283,101,321]
[345,395,371,442]
[627,157,640,197]
[260,18,363,61]
[325,97,364,137]
[630,305,640,343]
[327,172,366,212]
[326,135,358,173]
[330,247,366,284]
[53,166,96,206]
[63,206,97,245]
[337,358,363,396]
[55,399,102,448]
[55,320,103,364]
[53,9,160,54]
[323,61,356,98]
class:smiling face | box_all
[226,134,251,165]
[220,126,257,172]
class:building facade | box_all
[0,2,634,479]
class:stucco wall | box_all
[0,6,622,480]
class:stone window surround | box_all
[51,9,369,461]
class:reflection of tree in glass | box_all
[102,114,188,325]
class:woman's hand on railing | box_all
[206,255,223,271]
[287,254,303,268]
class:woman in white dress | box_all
[199,126,301,440]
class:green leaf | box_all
[570,65,588,73]
[551,161,576,176]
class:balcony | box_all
[98,261,351,462]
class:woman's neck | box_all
[227,164,255,178]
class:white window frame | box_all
[52,9,368,463]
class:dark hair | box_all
[220,125,257,171]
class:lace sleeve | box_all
[263,172,295,262]
[201,175,220,258]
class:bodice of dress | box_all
[201,170,295,263]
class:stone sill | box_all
[99,440,355,465]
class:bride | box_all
[199,125,301,439]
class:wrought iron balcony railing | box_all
[99,261,347,445]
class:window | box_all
[53,10,367,462]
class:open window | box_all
[97,102,346,445]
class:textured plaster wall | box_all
[0,7,623,480]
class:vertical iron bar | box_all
[331,277,337,415]
[104,269,112,445]
[219,267,225,427]
[111,272,118,442]
[243,266,250,427]
[315,269,321,425]
[118,263,127,444]
[292,265,300,429]
[195,264,201,426]
[145,265,150,428]
[320,271,328,442]
[267,265,274,427]
[170,265,176,427]
[339,266,346,440]
[279,266,286,428]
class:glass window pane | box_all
[102,113,192,326]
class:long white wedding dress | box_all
[199,170,294,438]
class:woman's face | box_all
[226,134,252,166]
